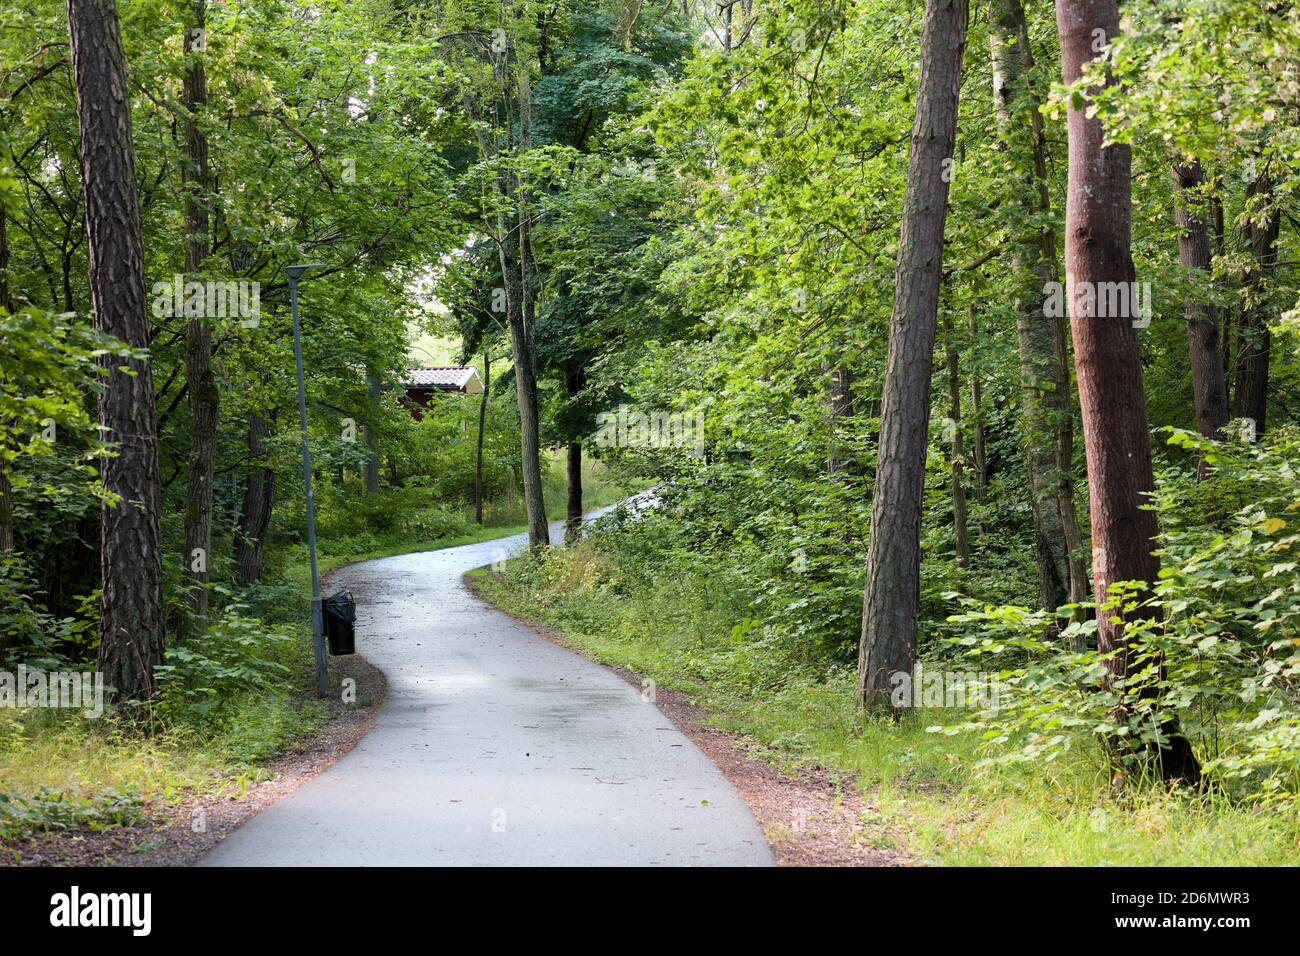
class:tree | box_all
[233,409,274,587]
[989,0,1087,615]
[181,0,218,633]
[1233,171,1279,435]
[1172,161,1228,445]
[942,313,970,567]
[66,0,164,702]
[455,26,551,548]
[1054,0,1198,782]
[857,0,969,708]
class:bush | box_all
[154,608,296,727]
[937,426,1300,803]
[0,785,146,841]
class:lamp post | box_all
[287,263,329,696]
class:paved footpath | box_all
[199,511,773,866]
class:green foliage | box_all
[938,427,1300,802]
[154,608,294,726]
[0,557,83,668]
[0,785,146,841]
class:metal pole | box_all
[289,271,329,696]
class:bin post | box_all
[288,263,329,697]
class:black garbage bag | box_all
[322,590,356,656]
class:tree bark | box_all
[233,410,274,587]
[989,0,1087,615]
[1172,162,1229,447]
[1233,172,1278,436]
[475,350,489,525]
[1055,0,1198,783]
[67,0,165,703]
[857,0,968,709]
[181,0,218,634]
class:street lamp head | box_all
[286,263,326,282]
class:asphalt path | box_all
[199,508,772,866]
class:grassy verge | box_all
[468,537,1300,866]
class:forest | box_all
[0,0,1297,869]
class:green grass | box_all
[469,541,1300,866]
[0,694,319,846]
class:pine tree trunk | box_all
[1172,162,1229,447]
[181,0,218,634]
[67,0,165,703]
[1055,0,1198,783]
[989,0,1086,616]
[233,411,274,587]
[857,0,968,709]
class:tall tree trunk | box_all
[1055,0,1198,783]
[364,367,380,494]
[512,65,549,547]
[944,315,969,567]
[233,411,274,587]
[68,0,165,703]
[1233,172,1278,436]
[181,0,217,635]
[564,363,584,544]
[989,0,1087,615]
[475,350,490,525]
[460,64,548,548]
[857,0,968,709]
[1172,161,1229,447]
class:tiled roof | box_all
[405,366,477,389]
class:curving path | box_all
[199,509,773,866]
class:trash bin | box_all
[322,590,356,656]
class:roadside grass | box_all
[468,540,1300,866]
[0,644,331,845]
